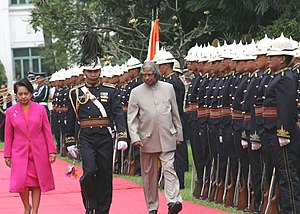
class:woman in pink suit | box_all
[4,78,56,214]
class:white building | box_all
[0,0,45,88]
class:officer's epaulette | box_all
[102,83,116,88]
[274,67,289,76]
[292,63,300,72]
[264,68,271,75]
[251,69,260,78]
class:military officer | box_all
[66,31,128,214]
[263,34,300,213]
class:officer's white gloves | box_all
[251,141,261,150]
[117,141,128,151]
[278,137,290,147]
[67,145,78,158]
[241,139,248,149]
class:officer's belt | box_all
[232,110,243,119]
[185,104,191,112]
[243,112,251,121]
[262,107,277,118]
[221,107,231,116]
[122,105,128,112]
[197,107,207,117]
[188,103,197,112]
[56,106,68,113]
[80,117,110,128]
[210,108,221,118]
[254,106,263,116]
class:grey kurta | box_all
[127,81,183,153]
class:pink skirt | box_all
[25,148,39,187]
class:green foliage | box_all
[259,0,300,41]
[29,0,299,71]
[0,61,7,84]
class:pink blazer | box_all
[4,101,56,193]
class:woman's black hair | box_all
[14,78,34,94]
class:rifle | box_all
[259,162,268,213]
[217,156,230,204]
[233,160,241,207]
[268,183,280,214]
[216,179,225,203]
[223,157,230,204]
[237,176,247,210]
[265,167,279,214]
[200,166,209,200]
[124,144,136,176]
[211,154,220,202]
[207,158,215,201]
[246,165,252,212]
[225,174,235,207]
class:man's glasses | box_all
[141,73,155,77]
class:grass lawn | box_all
[0,142,3,149]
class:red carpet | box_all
[0,150,229,213]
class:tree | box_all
[0,61,8,84]
[30,0,212,70]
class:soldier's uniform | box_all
[33,76,50,120]
[0,89,12,141]
[66,31,128,214]
[242,69,264,212]
[67,81,127,213]
[262,35,300,213]
[161,71,188,189]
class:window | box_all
[13,48,46,80]
[11,0,32,5]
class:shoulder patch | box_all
[102,83,116,88]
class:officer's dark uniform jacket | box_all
[242,69,262,134]
[123,76,142,115]
[33,83,50,104]
[251,68,273,139]
[162,72,185,118]
[231,72,250,131]
[263,67,299,138]
[185,73,201,121]
[67,81,127,144]
[220,71,235,129]
[197,73,210,125]
[263,67,300,213]
[209,74,224,125]
[291,63,300,126]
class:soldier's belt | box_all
[232,110,243,120]
[56,106,68,113]
[122,105,128,112]
[262,107,277,118]
[80,117,110,128]
[255,106,263,116]
[221,107,231,116]
[210,109,221,119]
[243,113,251,121]
[189,103,197,112]
[185,104,191,112]
[197,107,207,117]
